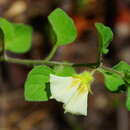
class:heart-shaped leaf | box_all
[48,8,77,46]
[24,66,54,101]
[6,24,33,53]
[0,18,33,53]
[95,23,113,54]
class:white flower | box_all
[50,71,94,116]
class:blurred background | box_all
[0,0,130,130]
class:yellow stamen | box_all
[69,71,94,94]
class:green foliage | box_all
[0,18,15,50]
[0,18,32,53]
[101,61,130,111]
[102,71,125,92]
[24,66,54,101]
[1,8,130,114]
[126,87,130,111]
[7,24,32,53]
[113,61,130,84]
[95,23,113,54]
[48,8,77,46]
[113,61,130,72]
[125,73,130,84]
[101,61,130,92]
[54,65,76,76]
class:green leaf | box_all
[0,18,15,49]
[103,71,125,92]
[54,65,76,76]
[5,24,33,53]
[113,61,130,72]
[126,86,130,111]
[0,18,32,53]
[113,61,130,84]
[95,23,113,54]
[48,8,77,46]
[24,66,54,101]
[125,73,130,84]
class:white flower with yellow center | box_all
[50,71,94,116]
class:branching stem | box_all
[0,55,99,68]
[100,65,125,78]
[1,54,124,78]
[44,45,58,61]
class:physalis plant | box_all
[0,8,130,116]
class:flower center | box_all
[72,71,94,94]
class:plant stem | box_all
[3,56,72,66]
[96,29,103,66]
[44,45,58,61]
[73,63,98,68]
[0,55,100,68]
[100,65,125,78]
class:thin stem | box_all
[73,63,98,68]
[44,45,58,61]
[0,55,99,68]
[96,31,102,66]
[100,65,125,78]
[3,56,72,66]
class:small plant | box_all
[0,8,130,116]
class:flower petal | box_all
[50,74,80,103]
[64,90,88,116]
